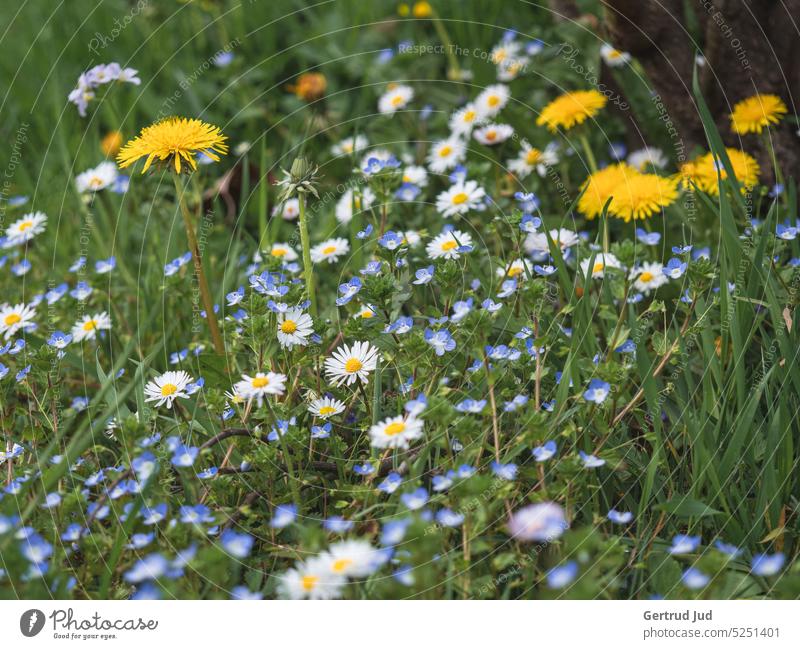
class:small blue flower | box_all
[356,224,374,240]
[353,462,375,476]
[47,331,72,349]
[607,509,634,524]
[533,264,556,276]
[583,379,610,403]
[635,228,661,245]
[381,518,411,546]
[751,552,785,577]
[400,487,429,510]
[482,298,502,313]
[124,554,169,583]
[532,440,557,462]
[378,472,403,494]
[219,530,254,558]
[270,503,297,529]
[436,508,464,527]
[336,277,362,306]
[714,540,741,558]
[171,444,199,468]
[95,256,116,274]
[681,567,709,590]
[579,451,605,468]
[378,230,405,250]
[663,257,687,279]
[491,461,517,480]
[323,516,354,533]
[546,561,579,588]
[456,398,486,413]
[413,265,434,285]
[424,328,456,356]
[668,534,701,555]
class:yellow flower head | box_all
[729,94,787,135]
[412,1,433,17]
[101,130,123,157]
[607,172,679,222]
[536,90,607,132]
[578,163,636,220]
[679,148,760,195]
[292,72,327,102]
[117,117,228,174]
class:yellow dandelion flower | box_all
[412,1,433,17]
[679,148,760,195]
[607,172,679,222]
[291,72,327,102]
[578,163,636,220]
[536,90,607,132]
[116,117,228,174]
[101,130,123,157]
[729,94,787,135]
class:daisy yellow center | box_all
[391,94,404,106]
[525,149,542,165]
[485,130,497,141]
[608,49,622,59]
[345,358,363,373]
[83,319,97,332]
[441,240,458,251]
[464,110,476,122]
[403,174,411,182]
[18,221,33,231]
[271,247,288,257]
[281,319,297,334]
[252,376,269,388]
[301,575,319,592]
[322,245,337,255]
[438,145,452,157]
[593,262,605,274]
[342,143,353,153]
[332,558,352,573]
[452,192,469,205]
[4,314,21,326]
[508,266,524,277]
[89,176,104,188]
[639,271,654,282]
[353,197,361,208]
[161,383,178,397]
[318,405,336,416]
[487,95,500,107]
[361,310,374,319]
[385,421,406,436]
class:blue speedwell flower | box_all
[425,328,456,356]
[583,379,611,403]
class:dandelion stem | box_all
[578,133,598,174]
[172,173,225,356]
[297,194,317,318]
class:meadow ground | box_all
[0,0,798,600]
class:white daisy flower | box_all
[277,308,314,349]
[497,56,530,82]
[627,147,668,171]
[508,141,559,178]
[435,180,486,218]
[426,229,474,260]
[311,238,350,264]
[427,138,466,174]
[268,242,298,262]
[496,258,531,279]
[401,230,422,247]
[321,540,386,578]
[473,123,514,146]
[600,44,631,67]
[331,135,369,158]
[277,556,345,600]
[308,396,346,419]
[378,84,414,114]
[369,414,424,449]
[335,187,375,225]
[580,252,624,279]
[0,303,36,339]
[272,198,300,221]
[71,311,111,342]
[75,162,118,193]
[475,83,510,119]
[490,41,522,66]
[630,262,668,293]
[4,212,47,246]
[524,228,580,255]
[449,103,482,136]
[324,340,380,386]
[144,370,193,409]
[233,371,287,405]
[401,165,428,187]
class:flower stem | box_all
[578,133,598,174]
[297,194,317,317]
[172,173,225,356]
